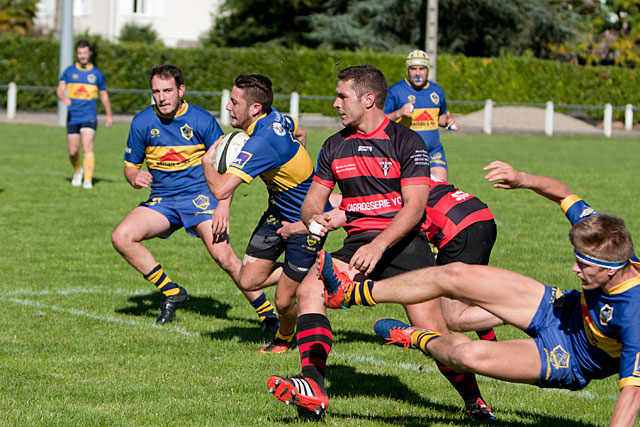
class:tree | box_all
[119,22,161,45]
[0,0,38,36]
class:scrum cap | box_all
[406,50,430,70]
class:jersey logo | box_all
[414,110,435,121]
[549,287,565,307]
[125,147,131,154]
[72,73,79,80]
[580,206,595,219]
[450,190,471,202]
[358,146,372,152]
[271,122,286,136]
[192,195,210,210]
[408,95,416,104]
[180,124,193,140]
[550,345,570,370]
[379,159,392,176]
[87,74,96,84]
[430,92,440,104]
[599,304,613,325]
[150,128,160,138]
[158,149,187,163]
[231,151,252,169]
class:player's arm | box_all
[124,165,152,189]
[301,181,333,240]
[483,160,573,204]
[610,385,640,427]
[99,89,113,127]
[295,126,307,147]
[56,81,71,106]
[201,144,243,200]
[438,111,458,130]
[352,183,429,275]
[385,104,414,121]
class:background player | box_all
[111,65,278,327]
[203,74,322,354]
[384,50,457,181]
[57,39,113,189]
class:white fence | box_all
[2,82,638,137]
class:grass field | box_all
[1,121,638,426]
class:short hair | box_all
[337,65,388,109]
[149,64,184,88]
[75,39,92,51]
[233,74,273,114]
[569,214,634,263]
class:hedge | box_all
[1,35,638,120]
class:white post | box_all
[544,101,554,136]
[483,99,492,135]
[220,89,230,127]
[625,104,633,131]
[603,103,612,137]
[7,82,17,120]
[290,92,299,120]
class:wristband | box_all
[309,221,323,236]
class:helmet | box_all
[406,50,430,70]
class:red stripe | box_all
[344,117,391,141]
[331,156,400,180]
[344,217,393,234]
[297,327,333,340]
[313,175,335,189]
[299,341,332,355]
[401,176,430,186]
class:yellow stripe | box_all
[67,83,99,100]
[156,277,172,290]
[607,275,640,295]
[581,294,621,357]
[153,101,189,118]
[247,113,267,136]
[560,195,582,214]
[362,281,375,305]
[147,270,163,283]
[259,145,313,191]
[226,168,254,184]
[125,161,142,168]
[276,330,294,342]
[620,377,640,389]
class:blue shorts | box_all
[67,120,97,134]
[525,286,590,390]
[428,142,447,170]
[139,187,219,239]
[246,213,324,282]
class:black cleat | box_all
[156,286,188,324]
[261,315,280,333]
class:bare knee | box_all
[208,243,239,273]
[111,226,134,252]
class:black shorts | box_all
[246,213,324,282]
[436,220,497,266]
[67,120,97,134]
[332,230,435,280]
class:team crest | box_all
[180,124,193,140]
[549,345,570,369]
[580,206,595,219]
[87,74,96,84]
[72,73,79,80]
[599,304,613,325]
[430,92,440,104]
[231,151,252,169]
[550,287,565,307]
[271,122,286,136]
[304,235,319,250]
[379,159,393,176]
[192,195,210,210]
[150,128,160,138]
[408,95,416,104]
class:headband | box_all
[574,249,629,270]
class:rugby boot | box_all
[156,285,188,324]
[267,375,328,415]
[373,318,441,354]
[316,250,356,309]
[466,397,497,423]
[71,169,84,187]
[257,336,295,354]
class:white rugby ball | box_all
[212,131,250,174]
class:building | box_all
[35,0,223,47]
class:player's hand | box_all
[325,210,346,232]
[62,97,71,107]
[444,112,459,131]
[132,170,153,189]
[483,160,523,189]
[307,214,331,242]
[105,116,114,127]
[211,205,230,242]
[401,103,414,117]
[349,242,384,276]
[276,221,296,240]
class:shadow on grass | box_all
[64,176,115,186]
[115,291,233,320]
[203,324,275,344]
[331,327,383,345]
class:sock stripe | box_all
[276,330,294,342]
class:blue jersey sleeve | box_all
[226,135,281,183]
[560,195,598,225]
[384,84,402,114]
[124,118,147,167]
[96,69,107,91]
[202,116,224,150]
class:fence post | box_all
[7,82,17,120]
[625,104,633,131]
[544,101,554,136]
[483,99,492,135]
[290,92,299,120]
[603,104,612,137]
[220,89,230,127]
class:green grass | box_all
[1,122,638,426]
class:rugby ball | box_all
[212,131,249,174]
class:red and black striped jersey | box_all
[423,175,494,247]
[314,118,430,235]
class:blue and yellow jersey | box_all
[124,102,223,197]
[559,195,640,388]
[59,63,106,125]
[225,108,313,222]
[384,79,447,153]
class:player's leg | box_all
[67,129,83,186]
[79,125,96,188]
[111,205,188,323]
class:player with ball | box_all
[203,74,329,354]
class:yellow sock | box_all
[70,153,81,172]
[83,153,95,182]
[144,263,179,296]
[276,329,294,343]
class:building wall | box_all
[35,0,223,47]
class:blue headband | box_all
[574,249,629,270]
